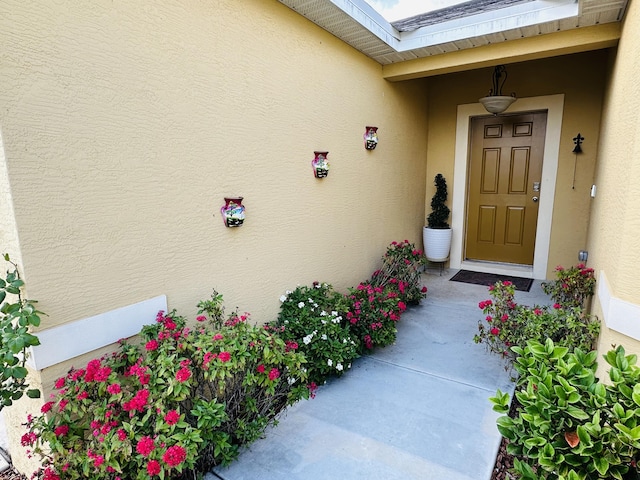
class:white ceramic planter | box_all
[423,227,452,262]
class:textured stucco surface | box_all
[590,0,640,365]
[424,51,608,278]
[0,130,22,268]
[0,0,428,330]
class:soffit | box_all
[277,0,628,77]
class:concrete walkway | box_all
[210,270,550,480]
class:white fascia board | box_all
[400,1,579,50]
[27,295,167,370]
[334,0,579,52]
[330,0,401,47]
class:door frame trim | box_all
[450,94,564,279]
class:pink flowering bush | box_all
[23,293,311,480]
[370,240,428,304]
[542,263,596,308]
[269,283,358,385]
[474,279,599,360]
[346,281,407,353]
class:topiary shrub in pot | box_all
[423,173,452,262]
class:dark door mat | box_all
[449,270,533,292]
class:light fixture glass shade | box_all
[479,95,517,114]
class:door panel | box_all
[465,112,547,265]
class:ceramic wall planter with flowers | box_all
[364,126,378,150]
[221,197,245,227]
[312,151,329,178]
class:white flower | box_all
[320,311,327,316]
[288,377,297,385]
[331,311,338,316]
[286,290,292,295]
[298,302,305,308]
[321,319,327,325]
[308,298,314,303]
[321,334,327,340]
[280,294,287,303]
[332,317,340,324]
[327,359,333,367]
[336,363,344,371]
[343,339,347,343]
[303,334,313,345]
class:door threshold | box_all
[460,260,534,279]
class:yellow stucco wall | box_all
[425,51,608,277]
[0,1,429,471]
[589,0,640,370]
[0,0,428,328]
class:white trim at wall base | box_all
[451,94,565,279]
[27,295,167,370]
[598,271,640,341]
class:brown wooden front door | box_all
[465,112,547,265]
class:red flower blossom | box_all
[164,410,180,426]
[534,308,543,315]
[553,303,562,309]
[21,432,36,446]
[54,425,69,437]
[256,364,265,373]
[54,377,65,389]
[421,286,428,293]
[94,366,112,382]
[93,455,104,468]
[123,388,150,413]
[117,429,127,441]
[176,367,191,382]
[162,445,187,467]
[196,315,206,322]
[147,460,161,476]
[398,301,407,312]
[490,327,500,335]
[145,340,159,351]
[486,316,493,323]
[268,368,280,381]
[42,467,60,480]
[76,391,88,400]
[136,436,156,457]
[218,351,231,363]
[213,333,224,341]
[501,314,509,322]
[107,383,121,395]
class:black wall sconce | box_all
[571,133,584,189]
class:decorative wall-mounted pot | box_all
[364,126,378,150]
[221,197,245,227]
[312,151,329,178]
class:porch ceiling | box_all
[277,0,628,80]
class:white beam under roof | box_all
[398,1,579,50]
[331,0,579,51]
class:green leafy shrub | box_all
[269,282,358,385]
[426,173,450,229]
[0,254,42,408]
[491,339,640,480]
[345,281,407,353]
[542,264,596,309]
[23,294,311,480]
[474,280,599,359]
[370,240,428,304]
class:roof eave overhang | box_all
[382,22,622,81]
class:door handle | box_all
[532,196,539,203]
